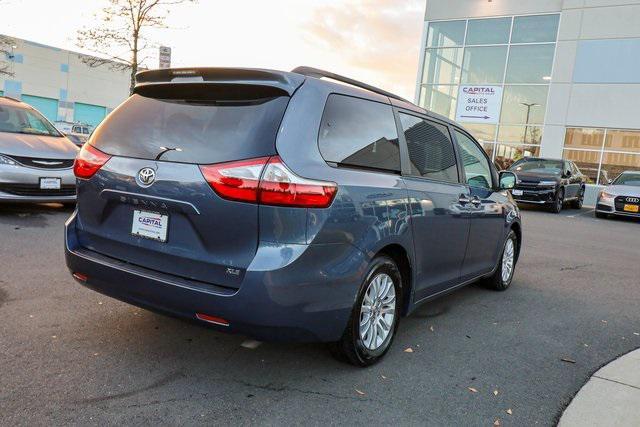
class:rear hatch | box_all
[74,69,304,289]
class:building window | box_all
[426,20,466,48]
[511,14,560,44]
[562,128,640,185]
[505,44,555,83]
[461,46,508,84]
[465,17,511,45]
[419,13,559,168]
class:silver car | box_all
[0,97,78,203]
[595,171,640,219]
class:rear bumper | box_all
[64,212,365,342]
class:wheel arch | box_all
[510,221,522,263]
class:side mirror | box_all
[499,171,517,190]
[564,170,572,178]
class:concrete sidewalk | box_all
[559,349,640,426]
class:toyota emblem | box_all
[137,167,156,186]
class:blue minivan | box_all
[65,67,521,366]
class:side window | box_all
[399,113,458,183]
[319,94,400,173]
[454,129,493,189]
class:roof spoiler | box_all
[134,68,305,96]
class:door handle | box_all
[458,195,471,204]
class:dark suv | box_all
[508,157,587,213]
[65,67,522,366]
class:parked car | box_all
[65,67,522,366]
[595,171,640,219]
[55,121,92,146]
[0,96,78,203]
[508,157,587,213]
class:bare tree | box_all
[77,0,194,95]
[0,35,16,77]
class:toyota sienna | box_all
[65,67,522,366]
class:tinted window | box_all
[509,158,563,174]
[91,93,289,164]
[399,114,458,183]
[455,130,493,189]
[319,95,400,173]
[426,20,466,48]
[511,14,559,44]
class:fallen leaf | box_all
[601,320,607,323]
[494,419,501,426]
[381,375,387,380]
[468,387,478,393]
[404,347,414,353]
[355,389,365,396]
[98,301,103,305]
[583,343,589,347]
[506,409,513,415]
[429,325,435,332]
[51,335,57,339]
[493,390,499,396]
[634,332,639,336]
[561,357,576,364]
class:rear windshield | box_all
[90,93,289,164]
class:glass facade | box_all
[419,13,559,170]
[563,128,640,185]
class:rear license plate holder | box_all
[131,210,169,242]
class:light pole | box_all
[520,102,540,143]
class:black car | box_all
[507,157,586,213]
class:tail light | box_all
[199,156,337,208]
[74,144,112,179]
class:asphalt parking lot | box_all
[1,203,638,426]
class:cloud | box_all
[303,0,425,100]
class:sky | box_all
[1,0,425,100]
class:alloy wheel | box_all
[359,273,396,351]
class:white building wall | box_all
[0,35,130,126]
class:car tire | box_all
[595,211,608,219]
[481,230,518,292]
[549,188,564,214]
[570,187,584,209]
[331,255,402,367]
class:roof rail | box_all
[292,66,409,103]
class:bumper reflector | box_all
[72,272,88,282]
[196,313,230,326]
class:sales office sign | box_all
[455,85,503,124]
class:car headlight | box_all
[599,191,614,201]
[538,181,557,187]
[0,154,17,166]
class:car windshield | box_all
[0,104,61,137]
[613,172,640,186]
[509,159,563,175]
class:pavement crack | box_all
[70,371,184,404]
[592,375,640,391]
[234,379,369,401]
[560,263,592,272]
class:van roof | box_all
[134,66,458,127]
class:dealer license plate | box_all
[40,177,61,189]
[512,189,523,196]
[623,204,639,213]
[131,210,168,242]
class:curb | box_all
[558,348,640,426]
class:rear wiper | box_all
[155,146,183,160]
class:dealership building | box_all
[1,35,130,128]
[416,0,640,202]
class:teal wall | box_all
[74,102,107,127]
[21,94,58,123]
